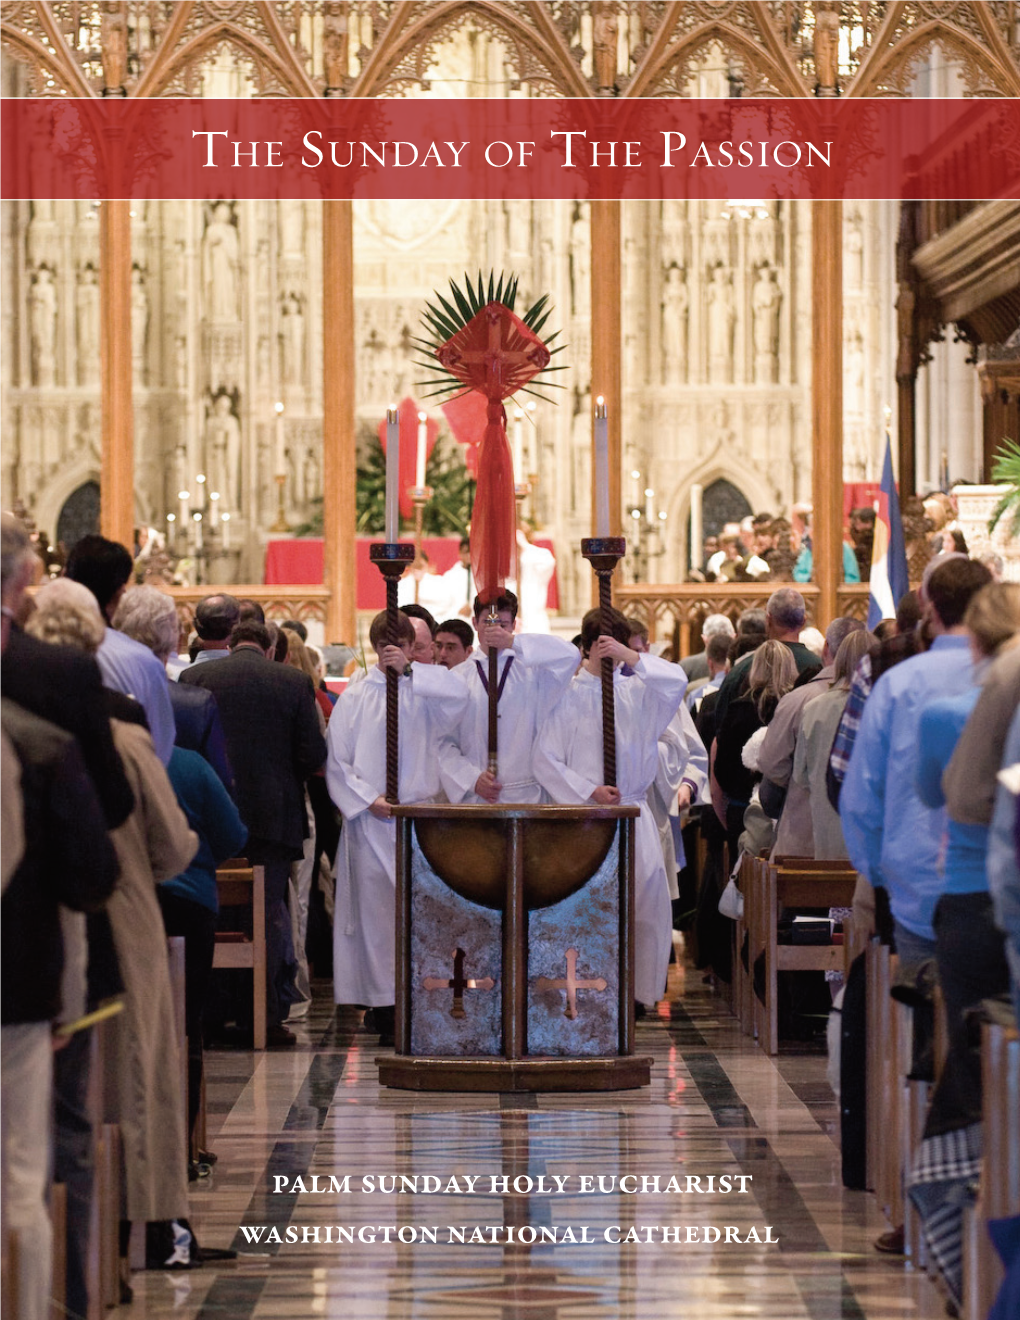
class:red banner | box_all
[3,98,1017,201]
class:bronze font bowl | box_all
[412,812,618,912]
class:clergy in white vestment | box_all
[625,621,708,901]
[326,610,468,1014]
[440,538,474,618]
[437,590,578,806]
[513,530,556,634]
[534,607,687,1007]
[397,553,453,620]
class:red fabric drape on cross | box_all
[436,301,549,604]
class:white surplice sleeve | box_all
[533,687,601,805]
[512,634,579,716]
[629,654,688,736]
[325,686,380,822]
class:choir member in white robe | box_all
[625,622,708,900]
[437,590,578,806]
[326,610,468,1016]
[534,608,687,1006]
[397,555,452,620]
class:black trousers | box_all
[156,888,217,1140]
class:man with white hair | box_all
[712,587,821,733]
[680,613,735,682]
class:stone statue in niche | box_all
[570,206,589,313]
[280,200,304,257]
[752,267,781,383]
[202,202,239,321]
[280,292,305,387]
[846,219,864,290]
[29,265,57,388]
[592,1,619,90]
[706,266,735,384]
[131,266,149,382]
[76,264,100,386]
[845,328,865,412]
[661,266,689,382]
[205,392,241,512]
[302,443,320,507]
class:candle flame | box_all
[177,489,190,500]
[275,401,285,415]
[418,411,427,423]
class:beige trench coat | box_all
[106,721,197,1222]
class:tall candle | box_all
[221,512,230,550]
[209,490,220,527]
[630,468,641,511]
[274,401,285,476]
[193,510,203,552]
[178,488,190,529]
[689,482,703,573]
[512,407,524,479]
[594,396,609,537]
[385,404,399,541]
[644,486,654,525]
[415,411,428,489]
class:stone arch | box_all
[33,460,101,547]
[850,21,1020,98]
[135,20,316,98]
[54,479,100,554]
[626,22,806,100]
[665,462,774,576]
[0,22,93,97]
[351,0,589,99]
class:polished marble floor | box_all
[124,953,945,1320]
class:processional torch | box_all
[582,396,625,788]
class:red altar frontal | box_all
[264,537,560,612]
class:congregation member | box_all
[906,584,1020,1308]
[1,516,135,1320]
[712,589,819,734]
[434,617,474,669]
[685,631,732,711]
[840,557,992,977]
[712,640,798,859]
[437,590,578,806]
[757,617,866,858]
[989,702,1020,1023]
[281,626,333,1019]
[791,628,877,862]
[535,606,686,1009]
[326,610,469,1045]
[65,534,175,764]
[1,525,118,1320]
[189,593,241,666]
[27,580,200,1275]
[180,619,327,1046]
[680,612,735,682]
[113,585,234,794]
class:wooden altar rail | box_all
[614,582,870,655]
[164,585,331,640]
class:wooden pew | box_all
[213,860,267,1051]
[963,1018,1020,1320]
[753,859,857,1054]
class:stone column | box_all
[322,199,357,642]
[811,199,842,626]
[100,198,134,548]
[590,200,622,538]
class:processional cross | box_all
[423,947,495,1020]
[437,302,550,780]
[535,948,608,1021]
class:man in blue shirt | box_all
[840,557,992,972]
[65,535,175,765]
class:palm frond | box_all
[988,436,1020,537]
[414,269,567,404]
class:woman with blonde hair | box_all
[26,580,202,1273]
[713,640,797,856]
